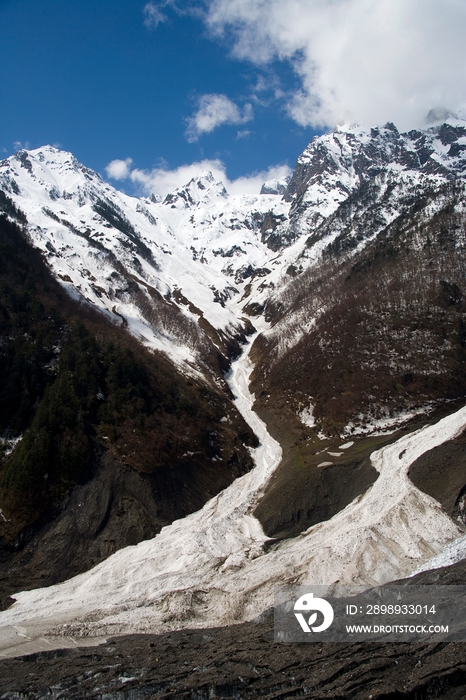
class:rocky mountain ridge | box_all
[0,146,288,377]
[0,207,258,601]
[2,116,466,378]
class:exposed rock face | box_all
[280,119,466,252]
[285,120,466,208]
[260,176,290,195]
[409,427,466,524]
[255,456,378,539]
[0,443,255,605]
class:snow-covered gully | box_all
[1,339,466,658]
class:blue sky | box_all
[2,0,465,196]
[0,0,315,194]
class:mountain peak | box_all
[6,145,103,191]
[260,176,290,195]
[18,145,77,167]
[163,170,228,208]
[426,107,457,125]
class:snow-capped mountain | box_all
[2,116,466,379]
[2,116,466,658]
[285,118,466,231]
[0,146,288,375]
[2,118,466,439]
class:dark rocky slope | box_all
[254,182,466,438]
[254,453,377,539]
[250,179,466,538]
[252,402,466,541]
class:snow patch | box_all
[342,405,434,437]
[0,435,22,457]
[299,404,316,428]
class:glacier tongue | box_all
[0,336,465,657]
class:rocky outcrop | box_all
[255,456,378,539]
[409,427,466,524]
[0,439,256,606]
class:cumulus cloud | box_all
[105,158,133,180]
[129,159,227,194]
[185,93,253,142]
[105,157,292,196]
[204,0,466,130]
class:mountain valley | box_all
[1,115,466,693]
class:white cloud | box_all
[105,158,133,180]
[204,0,466,130]
[143,2,169,29]
[227,163,292,195]
[129,159,227,194]
[105,157,292,196]
[185,93,253,142]
[13,140,31,151]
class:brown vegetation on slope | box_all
[252,194,466,437]
[250,186,466,538]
